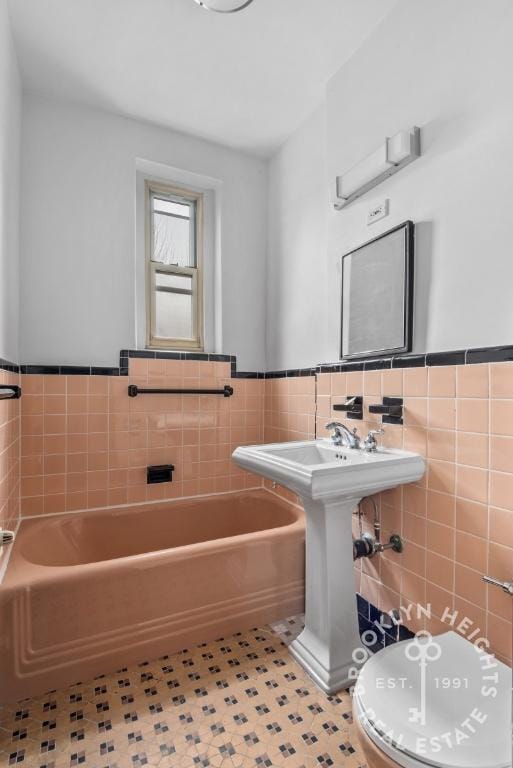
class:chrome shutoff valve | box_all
[0,530,15,546]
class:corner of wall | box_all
[0,0,22,365]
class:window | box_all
[146,182,203,350]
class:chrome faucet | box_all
[325,421,361,449]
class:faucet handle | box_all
[363,428,384,452]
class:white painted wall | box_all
[267,104,331,371]
[20,94,268,370]
[268,0,513,369]
[0,0,20,363]
[19,0,513,372]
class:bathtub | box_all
[0,489,305,704]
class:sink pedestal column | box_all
[290,496,362,694]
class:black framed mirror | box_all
[340,220,414,361]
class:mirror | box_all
[341,220,414,360]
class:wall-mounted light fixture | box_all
[334,126,421,210]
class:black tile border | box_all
[362,358,393,371]
[270,343,513,378]
[426,350,466,367]
[232,371,265,379]
[391,354,426,369]
[16,343,513,378]
[0,357,20,374]
[466,344,513,365]
[20,365,119,376]
[125,350,234,362]
[18,352,242,377]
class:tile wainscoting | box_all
[20,358,263,516]
[263,363,512,664]
[0,365,21,571]
[334,364,511,664]
[13,349,513,663]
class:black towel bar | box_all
[128,384,234,398]
[0,385,21,401]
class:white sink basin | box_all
[233,438,425,695]
[233,439,424,500]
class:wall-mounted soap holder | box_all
[332,395,363,420]
[368,397,403,425]
[147,464,175,484]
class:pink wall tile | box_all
[487,612,512,663]
[403,484,427,517]
[404,367,428,397]
[454,563,486,606]
[428,366,456,398]
[382,368,403,396]
[427,429,455,462]
[490,363,513,399]
[453,596,486,636]
[456,464,488,504]
[455,498,488,538]
[490,400,513,435]
[428,460,455,495]
[331,373,346,396]
[456,398,488,433]
[490,435,513,473]
[402,397,427,428]
[20,366,264,515]
[363,371,381,396]
[0,370,20,542]
[13,359,513,660]
[426,520,455,560]
[456,432,488,468]
[403,427,427,455]
[455,530,487,572]
[489,507,513,549]
[490,471,513,511]
[456,364,489,398]
[426,551,454,592]
[403,512,427,546]
[428,399,455,430]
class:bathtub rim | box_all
[2,488,305,586]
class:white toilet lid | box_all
[354,631,512,768]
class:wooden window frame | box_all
[146,181,204,351]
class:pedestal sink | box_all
[232,438,425,694]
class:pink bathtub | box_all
[0,490,305,704]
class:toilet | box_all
[353,631,512,768]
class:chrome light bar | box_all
[334,126,421,210]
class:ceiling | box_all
[8,0,397,156]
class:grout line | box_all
[20,485,265,522]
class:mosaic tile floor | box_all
[0,617,365,768]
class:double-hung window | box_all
[146,182,203,350]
